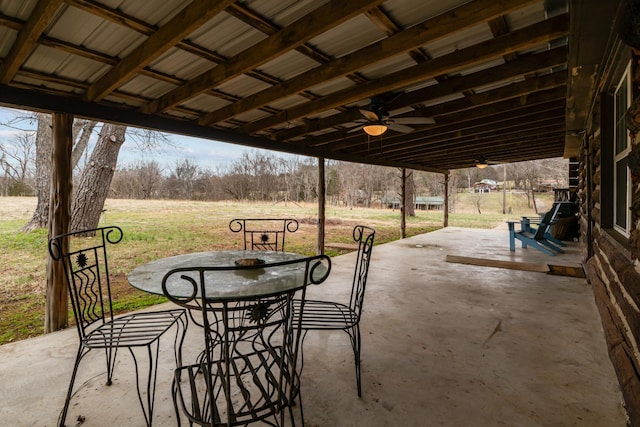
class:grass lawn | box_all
[0,191,550,344]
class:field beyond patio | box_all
[0,192,551,344]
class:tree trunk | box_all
[71,120,97,166]
[70,124,126,233]
[23,116,97,232]
[405,169,416,217]
[22,113,52,231]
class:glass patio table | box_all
[128,250,322,301]
[127,250,330,426]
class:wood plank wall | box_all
[581,122,640,426]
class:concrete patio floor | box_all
[0,227,628,426]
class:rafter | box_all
[85,0,234,102]
[198,0,538,127]
[275,46,567,142]
[238,13,569,135]
[0,0,64,84]
[307,85,566,155]
[143,0,386,114]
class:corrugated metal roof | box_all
[0,0,583,171]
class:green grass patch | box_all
[0,194,548,345]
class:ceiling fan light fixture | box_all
[363,123,387,136]
[475,162,488,169]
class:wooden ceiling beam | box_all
[199,0,539,126]
[0,0,64,84]
[144,0,386,114]
[85,0,234,102]
[381,119,566,161]
[68,0,283,89]
[226,2,354,71]
[67,0,155,34]
[307,78,567,150]
[0,11,23,30]
[276,46,567,141]
[409,134,566,169]
[356,106,562,156]
[239,13,569,135]
[408,134,566,168]
[391,107,566,152]
[364,5,429,64]
[330,105,565,160]
[224,3,369,98]
[283,54,567,146]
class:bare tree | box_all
[472,191,485,214]
[294,158,319,203]
[338,162,364,207]
[137,160,164,199]
[165,158,200,199]
[326,165,340,205]
[0,131,36,195]
[22,113,52,231]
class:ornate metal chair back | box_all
[348,225,376,321]
[48,226,122,341]
[229,218,299,251]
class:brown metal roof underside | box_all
[0,0,576,173]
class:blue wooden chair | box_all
[520,201,572,248]
[508,209,564,256]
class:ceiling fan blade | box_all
[360,109,380,121]
[387,123,414,133]
[347,124,365,133]
[391,117,435,125]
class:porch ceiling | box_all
[0,0,607,172]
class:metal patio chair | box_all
[294,225,375,397]
[229,218,299,252]
[48,226,188,427]
[162,255,331,426]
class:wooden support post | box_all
[401,168,406,238]
[444,172,449,227]
[317,157,326,255]
[502,165,507,214]
[45,113,73,333]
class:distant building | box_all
[415,196,444,210]
[381,196,444,211]
[472,179,498,192]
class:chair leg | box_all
[350,324,362,397]
[171,376,182,427]
[128,342,161,426]
[105,346,118,386]
[173,312,188,369]
[59,346,87,427]
[171,314,188,427]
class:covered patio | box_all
[0,227,627,426]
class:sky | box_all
[0,106,282,172]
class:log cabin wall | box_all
[580,16,640,424]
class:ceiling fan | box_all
[474,156,501,169]
[352,96,435,136]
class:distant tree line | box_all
[1,110,569,228]
[108,152,409,207]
